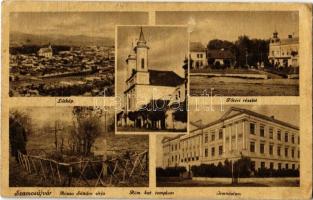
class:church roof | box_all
[190,42,206,52]
[149,70,185,87]
[138,27,146,43]
[38,47,52,53]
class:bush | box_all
[256,168,299,177]
[191,163,231,177]
[156,166,187,177]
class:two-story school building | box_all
[162,107,299,171]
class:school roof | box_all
[191,107,299,133]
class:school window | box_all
[219,145,223,155]
[211,147,215,157]
[292,149,295,158]
[277,147,281,156]
[285,163,289,169]
[269,145,273,155]
[278,163,282,170]
[141,58,144,69]
[250,123,256,135]
[298,150,300,158]
[250,142,255,153]
[298,136,300,144]
[291,135,295,144]
[292,164,295,170]
[269,127,273,139]
[261,162,265,169]
[260,143,265,154]
[285,132,289,142]
[260,125,265,137]
[270,162,274,170]
[277,130,281,141]
[219,129,223,139]
[285,147,288,157]
[211,131,215,141]
[251,161,256,171]
[205,148,208,157]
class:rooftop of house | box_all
[190,42,206,52]
[207,49,235,59]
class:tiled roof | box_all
[149,70,184,87]
[38,47,52,53]
[207,49,235,59]
[190,42,206,52]
[279,37,299,45]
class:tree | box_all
[207,39,235,52]
[71,107,104,156]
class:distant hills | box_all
[10,31,114,47]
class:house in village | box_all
[190,42,207,69]
[207,48,236,68]
[117,27,187,131]
[38,44,53,58]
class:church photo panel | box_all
[116,26,189,134]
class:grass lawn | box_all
[117,126,187,133]
[190,68,261,74]
[157,178,299,187]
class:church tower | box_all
[126,42,136,79]
[135,27,149,72]
[133,27,150,85]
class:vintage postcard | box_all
[1,2,312,200]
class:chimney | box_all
[288,34,292,39]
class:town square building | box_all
[162,107,299,172]
[268,31,299,68]
[190,42,207,69]
[117,27,187,131]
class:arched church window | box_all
[141,58,144,69]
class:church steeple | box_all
[137,27,147,46]
[134,27,149,72]
[126,40,136,78]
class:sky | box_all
[10,12,149,38]
[156,11,299,44]
[117,26,188,96]
[156,105,299,167]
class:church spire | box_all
[137,27,147,46]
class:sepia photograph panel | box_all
[9,106,149,187]
[9,12,148,97]
[116,26,188,133]
[156,105,299,187]
[156,11,299,96]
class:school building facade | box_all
[162,107,300,171]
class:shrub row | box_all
[156,166,187,177]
